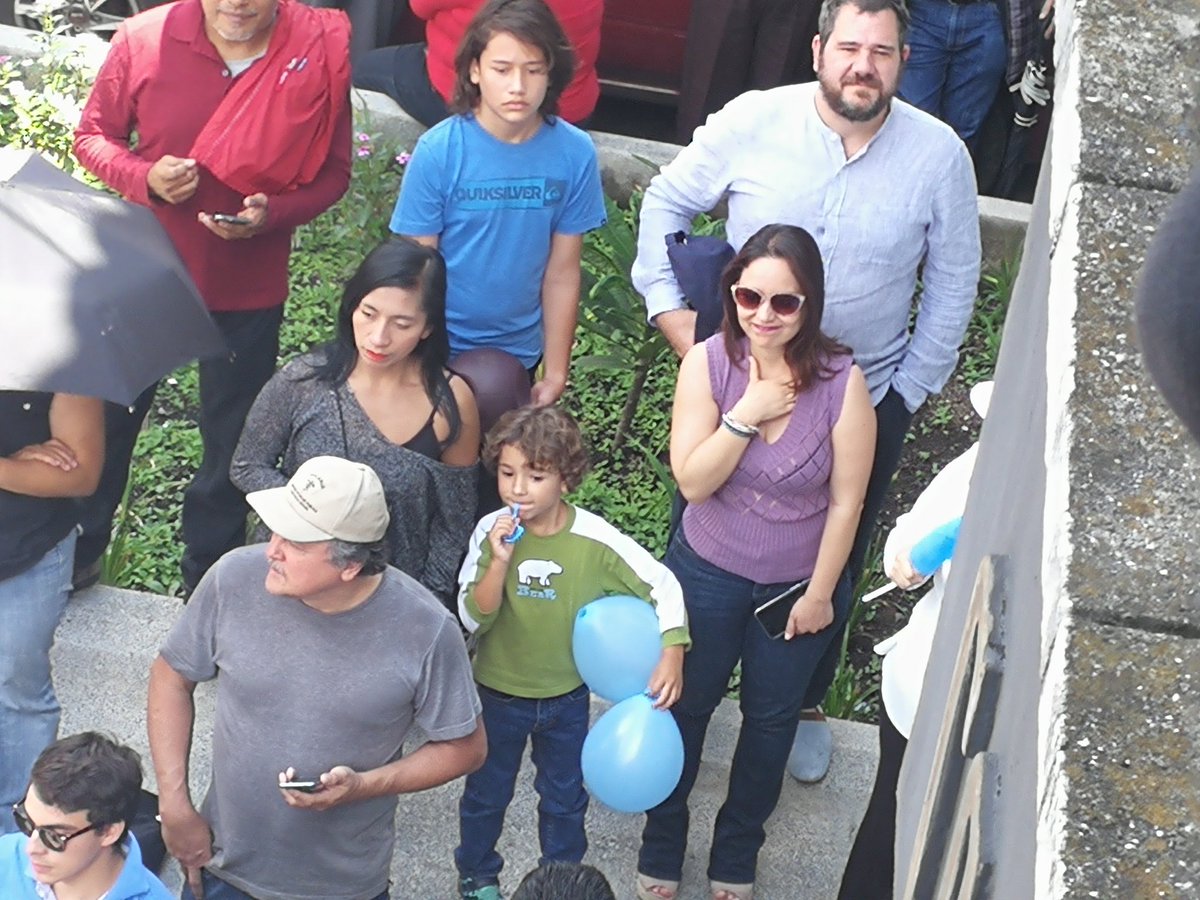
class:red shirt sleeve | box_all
[261,93,352,233]
[73,31,155,208]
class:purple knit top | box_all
[682,335,853,583]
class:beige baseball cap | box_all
[247,456,389,543]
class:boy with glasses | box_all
[1,732,171,900]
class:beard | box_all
[817,67,894,123]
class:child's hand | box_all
[487,514,519,564]
[647,645,685,709]
[885,551,923,589]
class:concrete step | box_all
[54,584,877,899]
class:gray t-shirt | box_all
[161,546,481,900]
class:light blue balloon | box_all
[581,694,684,813]
[572,595,661,702]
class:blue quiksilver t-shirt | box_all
[390,114,606,366]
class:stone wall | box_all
[894,1,1200,896]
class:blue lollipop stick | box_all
[502,503,524,544]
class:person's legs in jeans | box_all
[73,383,158,576]
[180,306,282,593]
[708,571,851,883]
[456,686,536,887]
[939,1,1007,151]
[638,533,752,882]
[0,530,76,833]
[898,0,953,119]
[529,685,591,866]
[837,704,908,899]
[353,42,452,128]
[790,388,912,779]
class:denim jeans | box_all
[0,529,76,833]
[639,533,852,884]
[181,868,389,900]
[898,0,1008,150]
[353,42,451,129]
[455,683,591,884]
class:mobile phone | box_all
[279,779,321,793]
[753,579,811,640]
[212,212,252,226]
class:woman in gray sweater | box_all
[232,238,481,604]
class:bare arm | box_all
[147,656,212,894]
[408,234,440,249]
[785,367,876,638]
[281,717,488,811]
[532,232,584,406]
[0,394,103,498]
[669,347,796,503]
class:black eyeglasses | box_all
[730,284,805,316]
[12,802,99,852]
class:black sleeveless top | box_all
[0,392,77,580]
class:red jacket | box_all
[412,0,602,124]
[74,0,352,312]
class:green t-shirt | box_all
[459,504,690,698]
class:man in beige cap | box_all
[147,456,485,900]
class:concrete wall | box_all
[895,0,1200,896]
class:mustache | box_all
[842,74,882,87]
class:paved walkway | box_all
[54,585,877,899]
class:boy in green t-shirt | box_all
[455,405,690,900]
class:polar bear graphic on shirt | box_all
[517,559,563,587]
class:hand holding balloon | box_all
[646,645,684,709]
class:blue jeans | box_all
[639,533,852,884]
[455,683,591,884]
[0,529,76,834]
[898,0,1007,150]
[181,869,388,900]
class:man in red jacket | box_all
[73,0,352,597]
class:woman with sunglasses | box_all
[636,224,875,900]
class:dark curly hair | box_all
[720,223,850,389]
[29,732,143,843]
[482,405,591,490]
[451,0,576,120]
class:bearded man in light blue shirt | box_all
[633,0,981,790]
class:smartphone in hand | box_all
[753,579,811,640]
[279,779,321,793]
[212,212,252,226]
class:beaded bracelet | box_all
[721,412,759,438]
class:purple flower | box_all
[0,55,11,64]
[356,131,370,143]
[395,152,412,165]
[356,146,372,158]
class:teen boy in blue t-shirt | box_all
[390,0,606,409]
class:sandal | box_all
[710,880,754,900]
[636,872,680,900]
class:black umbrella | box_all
[0,149,224,406]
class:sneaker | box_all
[459,877,503,900]
[787,708,832,783]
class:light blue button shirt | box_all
[633,82,982,410]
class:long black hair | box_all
[309,238,459,436]
[720,224,849,388]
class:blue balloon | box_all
[581,694,684,813]
[573,595,661,702]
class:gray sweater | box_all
[231,355,479,602]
